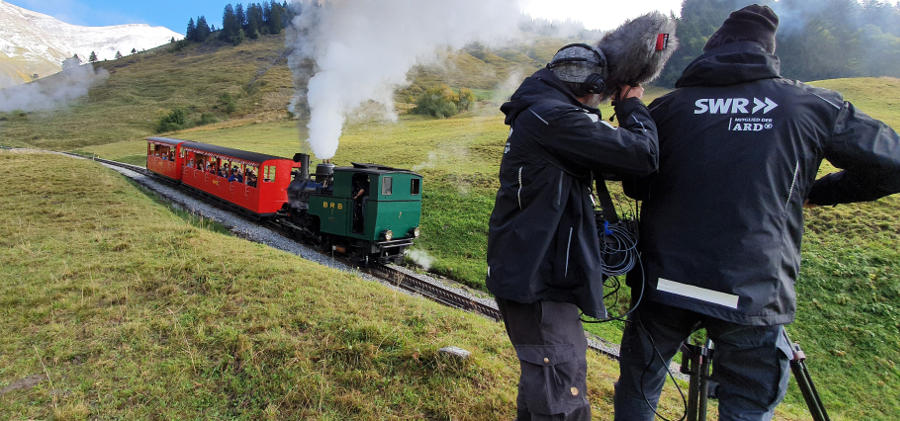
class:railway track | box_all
[61,152,623,360]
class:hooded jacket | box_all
[626,41,900,325]
[487,68,659,318]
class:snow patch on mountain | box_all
[0,0,182,88]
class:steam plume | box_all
[0,60,108,113]
[405,248,435,270]
[286,0,523,159]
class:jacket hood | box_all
[500,67,598,125]
[676,41,781,88]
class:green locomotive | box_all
[283,154,422,264]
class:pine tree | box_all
[131,48,137,54]
[262,1,272,33]
[246,3,262,39]
[222,4,242,45]
[236,4,246,29]
[268,1,284,34]
[196,16,211,41]
[186,17,196,42]
[115,51,123,59]
[89,51,98,62]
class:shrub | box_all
[155,108,189,133]
[457,88,475,112]
[218,93,237,114]
[412,84,475,118]
[198,113,219,126]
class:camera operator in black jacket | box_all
[487,43,659,420]
[615,5,900,420]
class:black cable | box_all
[581,194,688,419]
[582,196,643,323]
[637,316,689,421]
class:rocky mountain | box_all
[0,0,182,88]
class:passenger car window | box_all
[410,178,420,195]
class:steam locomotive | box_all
[146,137,422,263]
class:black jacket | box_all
[487,68,659,318]
[626,42,900,325]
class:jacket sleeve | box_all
[532,97,659,177]
[623,96,668,200]
[807,101,900,205]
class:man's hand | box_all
[803,200,818,209]
[618,85,644,100]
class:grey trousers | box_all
[613,302,792,421]
[497,298,592,421]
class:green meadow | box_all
[0,32,897,419]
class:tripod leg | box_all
[783,330,831,421]
[681,340,713,421]
[683,344,701,421]
[697,339,713,421]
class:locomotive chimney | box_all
[316,161,335,183]
[293,153,311,181]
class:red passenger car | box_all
[146,137,184,180]
[178,141,303,216]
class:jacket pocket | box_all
[517,166,525,210]
[784,160,799,209]
[564,227,573,279]
[556,170,563,208]
[514,344,588,415]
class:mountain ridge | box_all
[0,0,182,88]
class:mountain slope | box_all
[0,33,563,149]
[0,0,181,88]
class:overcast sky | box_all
[7,0,684,34]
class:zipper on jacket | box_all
[517,166,524,210]
[785,160,799,208]
[564,227,573,278]
[557,170,563,207]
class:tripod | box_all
[679,329,830,421]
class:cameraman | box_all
[487,43,659,420]
[615,5,900,420]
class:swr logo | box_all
[694,97,778,115]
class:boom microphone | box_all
[597,11,679,96]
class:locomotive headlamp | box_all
[411,227,420,238]
[383,230,394,241]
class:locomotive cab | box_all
[286,158,422,263]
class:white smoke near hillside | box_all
[0,60,108,112]
[286,0,525,159]
[405,248,435,271]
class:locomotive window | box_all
[382,176,393,196]
[410,178,420,195]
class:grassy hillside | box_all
[79,82,900,420]
[0,151,740,419]
[0,33,564,151]
[0,35,296,149]
[1,29,898,418]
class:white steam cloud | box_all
[405,248,435,271]
[0,60,108,113]
[286,0,524,159]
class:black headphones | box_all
[547,43,608,97]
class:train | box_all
[146,137,422,263]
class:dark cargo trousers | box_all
[613,302,792,421]
[496,298,591,421]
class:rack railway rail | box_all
[58,151,623,361]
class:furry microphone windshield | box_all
[597,11,678,96]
